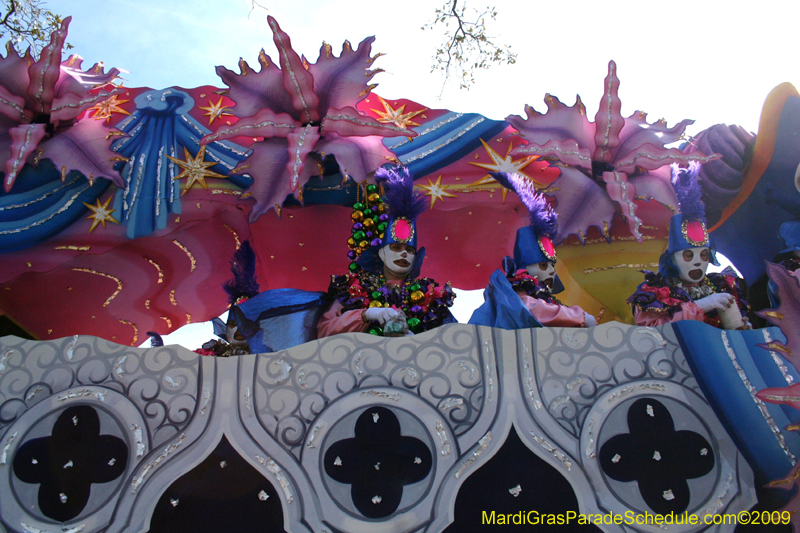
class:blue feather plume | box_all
[376,165,427,221]
[491,171,557,239]
[671,162,706,223]
[223,240,260,305]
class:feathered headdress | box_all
[222,240,260,306]
[376,165,427,248]
[356,164,428,276]
[660,162,718,277]
[492,171,558,266]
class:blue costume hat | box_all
[659,163,719,278]
[212,241,260,339]
[492,171,565,294]
[357,165,427,277]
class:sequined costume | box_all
[628,270,748,328]
[318,270,455,337]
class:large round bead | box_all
[353,230,366,241]
[368,300,383,308]
[410,290,424,304]
[367,193,380,203]
[347,238,356,247]
[362,218,374,228]
[359,240,369,249]
[348,262,359,272]
[407,317,421,332]
[409,283,421,293]
[353,202,365,211]
[366,184,378,194]
[351,210,364,222]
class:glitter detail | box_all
[455,432,492,478]
[170,499,179,507]
[271,358,292,384]
[169,290,178,306]
[458,361,476,380]
[57,389,106,402]
[70,268,122,307]
[372,412,380,423]
[54,245,91,251]
[390,113,464,149]
[26,386,42,401]
[212,189,242,195]
[435,420,451,457]
[513,143,591,162]
[172,239,197,272]
[186,313,192,324]
[325,112,411,134]
[646,404,655,417]
[681,219,709,247]
[200,386,212,415]
[414,457,422,464]
[219,461,227,468]
[634,327,668,346]
[291,124,313,190]
[72,416,78,425]
[258,490,269,501]
[223,223,241,249]
[59,493,67,503]
[404,118,486,164]
[372,495,382,504]
[65,335,78,360]
[530,432,572,471]
[612,454,621,463]
[663,489,675,501]
[334,456,342,466]
[374,462,380,470]
[118,320,138,345]
[484,340,495,403]
[721,331,796,465]
[509,484,522,497]
[306,422,326,448]
[1,431,18,465]
[22,523,86,533]
[701,448,708,456]
[398,367,419,382]
[245,385,252,410]
[165,375,183,388]
[702,474,733,516]
[585,418,596,459]
[523,356,543,410]
[567,377,585,390]
[160,316,171,328]
[0,184,91,235]
[63,460,73,469]
[653,450,661,461]
[764,329,793,385]
[131,434,185,493]
[360,390,401,402]
[131,424,145,458]
[583,262,659,275]
[129,153,146,215]
[145,257,164,283]
[439,397,464,412]
[255,454,293,503]
[108,458,116,466]
[606,383,666,404]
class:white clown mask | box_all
[526,261,556,289]
[673,246,710,284]
[379,243,416,278]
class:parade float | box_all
[0,15,799,533]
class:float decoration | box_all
[0,17,123,192]
[507,61,720,243]
[200,16,415,221]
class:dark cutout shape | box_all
[147,436,284,533]
[324,406,432,518]
[13,405,128,522]
[599,398,714,515]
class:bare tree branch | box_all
[422,0,516,93]
[0,0,70,58]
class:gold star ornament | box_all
[417,176,456,207]
[198,97,233,125]
[468,139,541,200]
[89,94,130,122]
[166,146,227,195]
[83,196,119,232]
[371,95,426,130]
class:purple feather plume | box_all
[376,165,427,221]
[671,162,706,223]
[223,240,260,305]
[491,171,557,238]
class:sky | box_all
[38,0,790,348]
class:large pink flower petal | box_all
[547,167,617,243]
[310,37,380,112]
[268,16,320,124]
[241,138,316,221]
[602,170,642,242]
[593,60,624,164]
[506,94,596,166]
[613,144,720,174]
[757,262,800,363]
[4,123,46,191]
[321,106,415,138]
[215,58,296,119]
[315,134,393,185]
[38,119,123,187]
[0,43,32,104]
[200,106,299,145]
[285,124,320,193]
[26,16,70,116]
[55,55,121,100]
[0,83,26,122]
[510,139,592,169]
